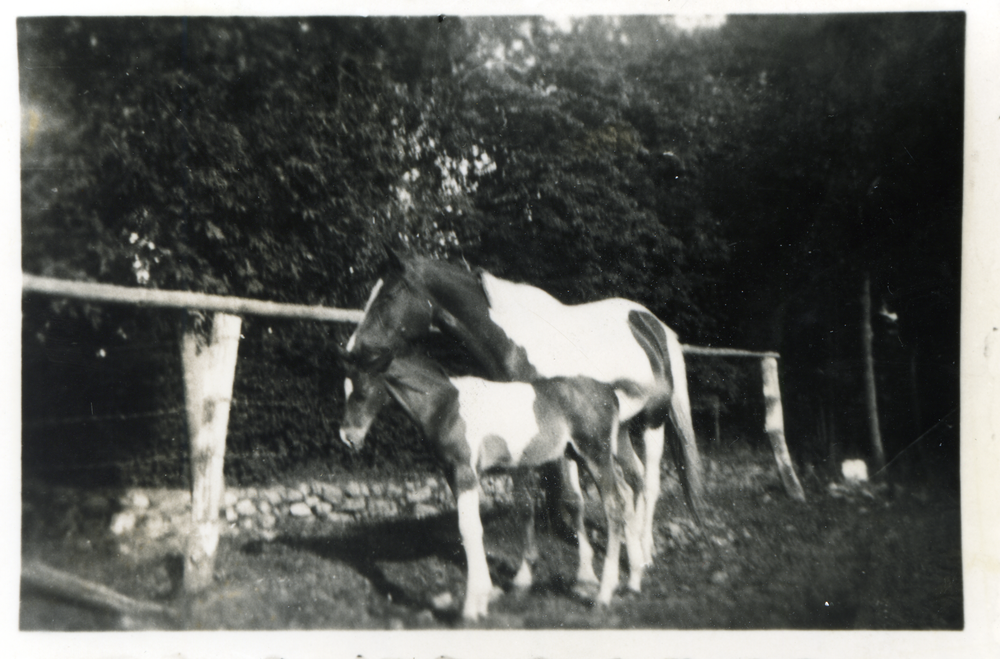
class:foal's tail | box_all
[607,418,635,527]
[613,421,646,504]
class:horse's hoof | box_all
[430,591,455,612]
[576,569,600,588]
[462,588,500,621]
[572,580,600,603]
[512,562,533,590]
[461,603,488,622]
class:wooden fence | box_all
[22,273,804,594]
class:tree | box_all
[20,15,962,482]
[700,14,963,473]
[20,17,457,306]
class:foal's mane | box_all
[385,350,451,390]
[381,349,460,430]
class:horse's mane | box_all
[380,252,527,381]
[401,254,480,291]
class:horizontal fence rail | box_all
[681,345,780,359]
[22,273,804,593]
[23,275,779,359]
[23,274,364,324]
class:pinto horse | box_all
[340,352,640,620]
[341,254,705,582]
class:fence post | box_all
[180,312,242,592]
[761,356,806,502]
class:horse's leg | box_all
[641,424,665,566]
[621,481,644,593]
[615,425,647,592]
[624,419,650,568]
[596,490,624,606]
[510,468,537,589]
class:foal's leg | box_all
[562,459,598,586]
[510,468,538,589]
[571,421,627,606]
[640,424,665,566]
[579,453,626,605]
[597,485,626,606]
[456,483,494,621]
[449,463,498,621]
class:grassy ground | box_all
[20,447,963,631]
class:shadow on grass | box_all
[265,508,594,622]
[267,512,468,621]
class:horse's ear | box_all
[369,348,394,373]
[334,344,357,372]
[476,269,495,308]
[385,247,405,273]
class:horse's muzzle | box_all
[339,426,365,451]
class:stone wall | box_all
[108,474,515,559]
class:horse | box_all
[340,253,705,585]
[339,351,642,620]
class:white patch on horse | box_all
[480,273,657,404]
[344,377,353,399]
[615,389,649,421]
[346,278,385,351]
[451,378,550,468]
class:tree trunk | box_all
[861,273,886,474]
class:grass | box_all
[20,447,962,630]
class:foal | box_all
[340,353,641,621]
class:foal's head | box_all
[339,365,392,451]
[339,351,457,452]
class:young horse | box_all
[341,255,705,580]
[340,353,640,621]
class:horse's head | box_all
[344,255,437,368]
[338,363,392,451]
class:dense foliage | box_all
[20,14,962,486]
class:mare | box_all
[341,254,705,588]
[339,352,640,620]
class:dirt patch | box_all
[20,449,962,630]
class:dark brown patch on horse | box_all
[627,309,673,423]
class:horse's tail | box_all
[663,328,706,523]
[626,310,673,418]
[628,309,706,523]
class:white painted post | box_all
[180,312,242,591]
[761,356,806,502]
